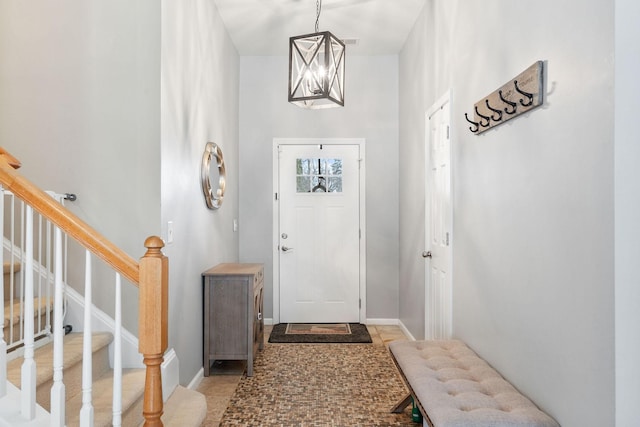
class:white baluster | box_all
[50,227,66,427]
[0,189,6,398]
[112,273,122,427]
[37,214,42,334]
[19,200,25,341]
[21,205,36,420]
[9,194,15,345]
[79,251,94,427]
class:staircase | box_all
[5,332,206,426]
[0,148,207,426]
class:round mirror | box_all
[201,142,226,209]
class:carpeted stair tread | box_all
[3,297,53,327]
[6,332,113,388]
[158,386,207,427]
[2,261,21,274]
[66,368,146,427]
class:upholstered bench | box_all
[389,340,560,427]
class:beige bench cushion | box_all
[389,340,559,427]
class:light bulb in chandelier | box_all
[304,66,327,95]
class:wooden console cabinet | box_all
[202,263,264,376]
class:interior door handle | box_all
[282,246,294,252]
[422,251,432,258]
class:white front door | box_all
[425,93,453,339]
[278,143,361,323]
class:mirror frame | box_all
[201,142,226,209]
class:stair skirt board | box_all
[0,383,51,427]
[162,348,179,402]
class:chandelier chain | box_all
[315,0,322,33]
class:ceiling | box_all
[212,0,426,55]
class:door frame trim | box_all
[272,138,366,325]
[425,90,453,339]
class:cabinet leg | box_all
[247,357,253,377]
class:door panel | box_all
[425,95,453,339]
[279,144,360,323]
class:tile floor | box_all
[196,324,409,426]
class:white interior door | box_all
[425,93,453,339]
[278,144,360,323]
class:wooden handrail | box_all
[0,148,139,285]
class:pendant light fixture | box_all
[288,0,345,109]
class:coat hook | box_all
[514,80,534,107]
[499,90,518,115]
[485,99,502,122]
[464,113,480,133]
[474,106,491,127]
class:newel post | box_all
[139,236,169,427]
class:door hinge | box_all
[359,299,361,309]
[359,229,361,239]
[446,232,450,246]
[446,125,450,140]
[275,192,278,201]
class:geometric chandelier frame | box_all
[288,31,345,109]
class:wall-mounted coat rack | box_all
[464,61,545,134]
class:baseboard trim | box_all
[398,319,417,341]
[365,318,399,325]
[187,367,205,391]
[264,318,274,326]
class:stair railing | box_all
[1,189,68,356]
[0,148,168,427]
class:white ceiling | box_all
[212,0,426,55]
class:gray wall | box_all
[239,55,399,321]
[614,0,640,424]
[161,0,240,384]
[399,1,615,425]
[0,0,161,335]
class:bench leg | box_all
[391,392,412,414]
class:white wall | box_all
[239,55,399,321]
[161,0,240,384]
[0,0,161,335]
[614,0,640,425]
[400,1,615,425]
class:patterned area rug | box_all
[268,323,372,343]
[219,343,413,426]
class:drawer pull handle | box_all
[257,313,262,321]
